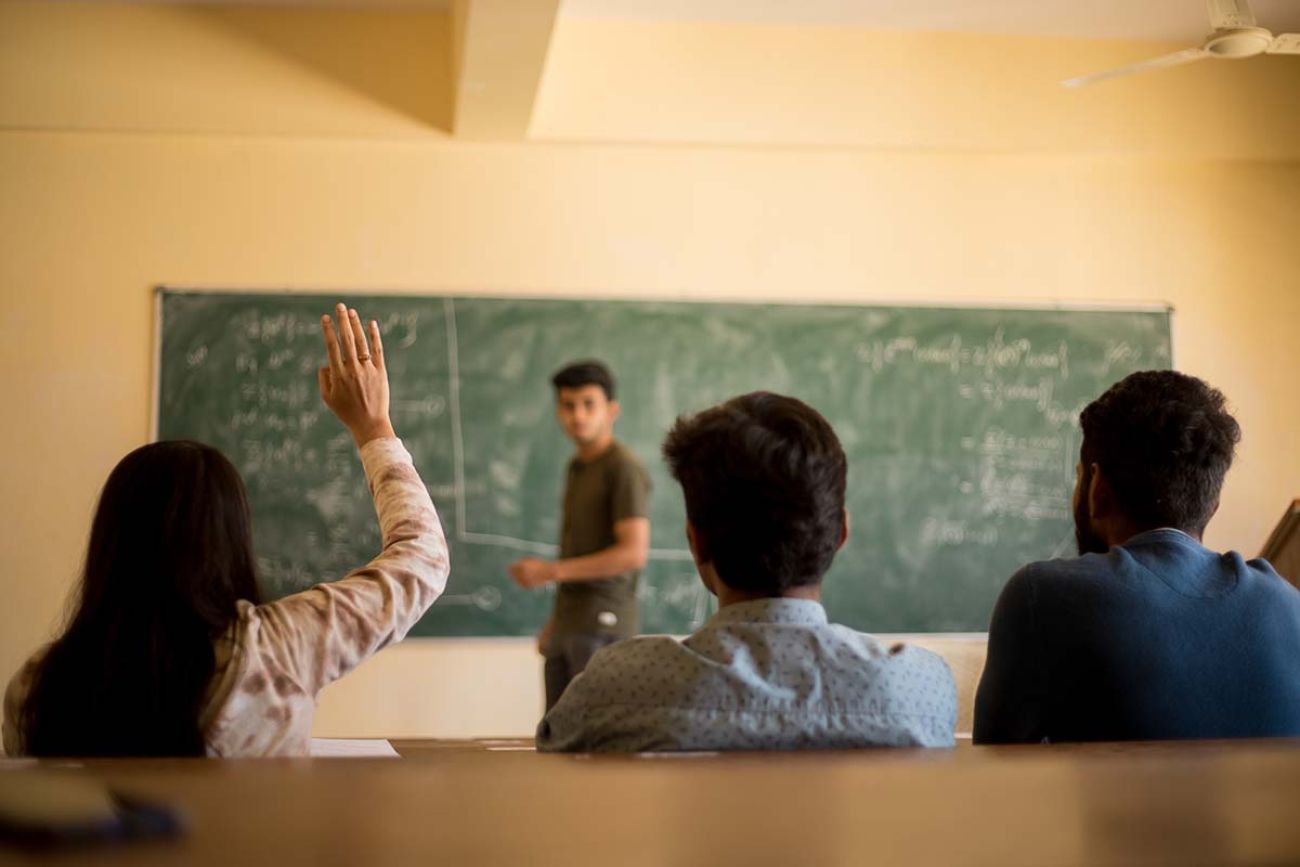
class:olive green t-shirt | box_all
[552,440,651,639]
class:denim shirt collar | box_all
[707,597,829,628]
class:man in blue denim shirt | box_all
[538,392,956,753]
[975,371,1300,743]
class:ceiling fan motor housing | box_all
[1205,26,1274,57]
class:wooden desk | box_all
[390,737,536,755]
[8,740,1300,866]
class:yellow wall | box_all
[2,3,1297,738]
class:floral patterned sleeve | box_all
[241,437,450,696]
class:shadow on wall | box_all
[185,5,454,134]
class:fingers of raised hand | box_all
[347,308,372,363]
[334,302,359,365]
[320,312,345,373]
[368,319,385,368]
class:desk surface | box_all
[7,739,1300,866]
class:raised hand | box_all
[319,303,396,446]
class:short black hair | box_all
[662,391,847,595]
[1080,370,1240,537]
[551,360,616,401]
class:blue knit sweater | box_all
[975,529,1300,743]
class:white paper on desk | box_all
[309,738,400,758]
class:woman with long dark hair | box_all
[3,304,448,757]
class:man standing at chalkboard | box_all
[508,360,651,711]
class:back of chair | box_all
[1261,500,1300,588]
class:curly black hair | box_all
[1080,370,1241,536]
[662,392,847,595]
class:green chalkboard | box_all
[156,290,1171,636]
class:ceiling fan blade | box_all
[1266,33,1300,54]
[1208,0,1257,30]
[1062,49,1209,88]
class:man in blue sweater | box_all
[974,370,1300,743]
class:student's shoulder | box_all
[986,555,1131,641]
[836,629,953,676]
[1005,552,1120,598]
[1236,553,1300,603]
[826,629,957,711]
[887,646,958,709]
[556,636,684,707]
[585,631,681,675]
[894,640,951,671]
[584,634,682,675]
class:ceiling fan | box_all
[1063,0,1300,87]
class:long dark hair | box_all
[23,441,262,756]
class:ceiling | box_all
[63,0,1300,44]
[562,0,1300,43]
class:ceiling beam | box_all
[451,0,562,140]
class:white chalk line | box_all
[438,586,504,610]
[1047,528,1077,559]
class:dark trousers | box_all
[543,633,622,712]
